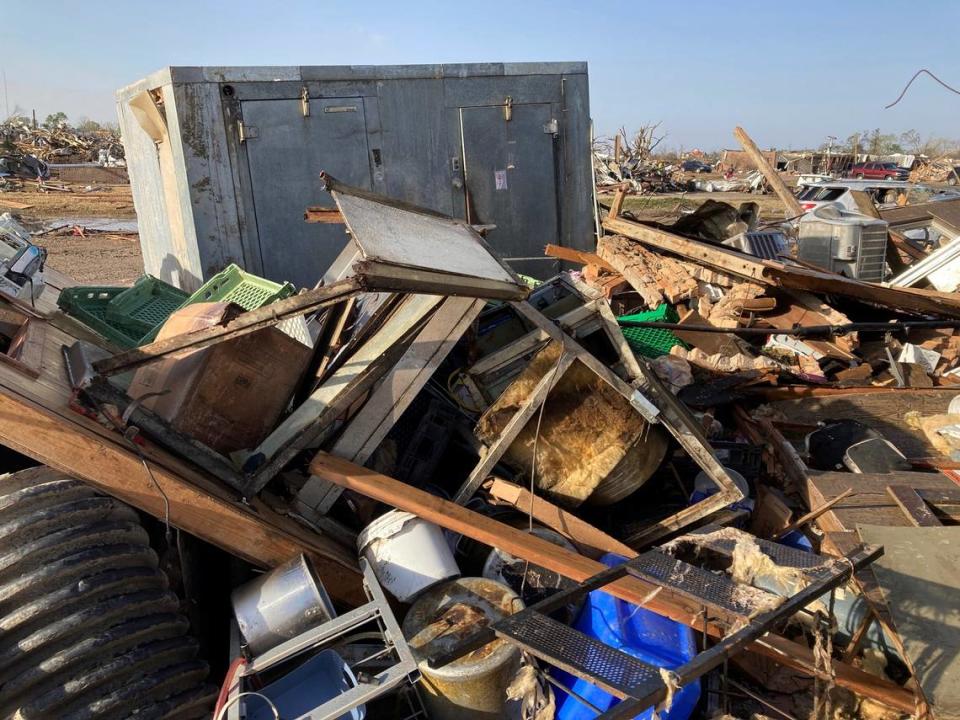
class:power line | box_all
[885,68,960,109]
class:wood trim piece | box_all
[93,277,364,376]
[296,297,483,516]
[483,477,636,559]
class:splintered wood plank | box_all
[886,485,943,527]
[598,234,698,307]
[544,244,616,272]
[806,471,956,532]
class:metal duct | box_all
[0,467,215,719]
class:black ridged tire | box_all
[0,467,215,719]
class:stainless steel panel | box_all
[241,96,376,287]
[460,103,559,278]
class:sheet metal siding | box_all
[118,64,592,288]
[170,82,246,286]
[115,97,173,284]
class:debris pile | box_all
[909,157,960,184]
[1,118,125,165]
[0,114,953,720]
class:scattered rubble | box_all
[0,74,955,720]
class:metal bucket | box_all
[403,577,524,720]
[231,554,336,656]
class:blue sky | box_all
[1,0,957,150]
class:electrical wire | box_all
[87,394,172,541]
[519,349,566,600]
[885,68,960,108]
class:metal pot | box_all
[231,554,336,656]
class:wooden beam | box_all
[0,387,363,606]
[483,477,636,559]
[733,126,804,217]
[310,451,916,714]
[93,277,364,376]
[544,244,617,272]
[607,182,630,220]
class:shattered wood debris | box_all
[1,112,956,720]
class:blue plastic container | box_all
[552,554,701,720]
[246,648,365,720]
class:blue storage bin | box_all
[552,554,701,720]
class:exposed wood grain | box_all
[886,485,943,527]
[544,244,616,272]
[806,470,956,532]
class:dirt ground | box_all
[0,184,143,284]
[1,180,789,286]
[599,189,789,225]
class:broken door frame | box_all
[452,299,744,548]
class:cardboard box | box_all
[128,302,311,454]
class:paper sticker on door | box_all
[494,169,508,191]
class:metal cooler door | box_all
[241,97,378,288]
[458,103,559,278]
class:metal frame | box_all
[231,558,420,720]
[430,526,881,720]
[453,300,745,548]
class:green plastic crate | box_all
[139,264,297,344]
[104,275,189,338]
[182,264,295,311]
[618,304,687,358]
[57,286,146,349]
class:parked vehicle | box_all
[794,179,911,214]
[846,161,909,181]
[681,159,712,174]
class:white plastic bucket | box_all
[357,510,460,602]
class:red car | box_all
[846,161,909,180]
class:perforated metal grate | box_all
[494,610,664,699]
[628,551,778,617]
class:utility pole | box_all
[826,135,836,174]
